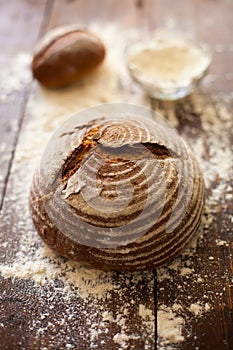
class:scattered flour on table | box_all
[0,52,32,101]
[150,88,233,349]
[156,93,232,348]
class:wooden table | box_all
[0,1,232,349]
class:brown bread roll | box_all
[32,25,106,88]
[30,105,205,271]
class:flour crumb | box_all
[113,332,140,349]
[172,303,182,312]
[139,304,154,320]
[205,303,211,312]
[158,306,184,346]
[180,267,194,276]
[189,303,203,316]
[102,311,114,322]
[216,240,229,247]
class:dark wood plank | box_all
[49,0,147,28]
[154,92,233,350]
[151,1,233,349]
[0,0,49,207]
[0,276,155,350]
[194,0,233,95]
[150,0,196,33]
[153,0,233,347]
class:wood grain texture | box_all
[154,93,233,350]
[0,1,232,349]
[194,0,233,95]
[153,0,233,347]
[0,275,155,350]
[0,0,48,207]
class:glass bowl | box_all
[126,30,212,101]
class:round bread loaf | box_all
[32,25,106,88]
[30,104,205,271]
